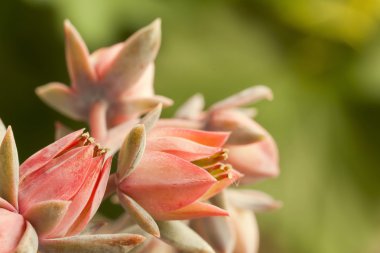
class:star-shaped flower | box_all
[36,19,172,137]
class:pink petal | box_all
[174,93,205,120]
[201,169,243,200]
[120,63,155,98]
[49,156,104,238]
[35,82,86,121]
[146,136,222,161]
[108,95,173,127]
[155,202,228,220]
[54,122,73,140]
[91,42,124,79]
[20,146,85,191]
[64,156,112,236]
[207,109,264,145]
[20,129,84,180]
[0,197,16,212]
[119,151,216,215]
[89,156,112,218]
[64,20,97,88]
[209,85,273,111]
[19,145,94,213]
[0,209,25,253]
[150,127,229,147]
[230,209,259,253]
[156,119,203,129]
[227,133,279,182]
[226,190,282,212]
[102,19,161,96]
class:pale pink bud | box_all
[207,109,279,182]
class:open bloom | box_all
[207,108,279,182]
[116,124,242,221]
[0,121,142,252]
[159,85,279,183]
[18,129,112,239]
[36,19,172,133]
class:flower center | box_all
[192,149,234,180]
[80,132,109,157]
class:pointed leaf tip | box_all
[227,190,282,212]
[103,18,162,93]
[0,127,19,209]
[175,93,205,120]
[150,18,161,31]
[64,19,96,88]
[209,85,273,111]
[140,103,162,132]
[0,119,6,141]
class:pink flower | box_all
[161,85,280,183]
[0,122,115,252]
[116,125,242,221]
[207,108,279,182]
[35,19,172,133]
[18,129,112,239]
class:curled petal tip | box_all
[210,85,274,111]
[35,83,85,121]
[227,190,281,212]
[257,84,274,101]
[64,19,72,26]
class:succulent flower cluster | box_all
[1,18,280,253]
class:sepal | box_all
[118,193,160,237]
[157,221,215,253]
[23,200,71,238]
[175,93,205,120]
[41,233,145,253]
[209,85,272,111]
[14,222,39,253]
[0,126,19,209]
[117,124,146,181]
[226,190,282,212]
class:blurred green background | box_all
[1,0,380,252]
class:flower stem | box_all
[89,100,108,141]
